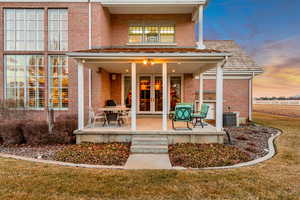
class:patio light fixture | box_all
[143,59,155,65]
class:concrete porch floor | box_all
[82,115,217,132]
[75,116,225,144]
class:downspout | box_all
[249,72,255,121]
[88,0,92,109]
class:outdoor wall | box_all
[110,74,122,105]
[203,79,250,119]
[0,2,90,121]
[99,70,111,107]
[183,74,197,103]
[183,76,250,120]
[110,14,196,47]
[92,3,111,47]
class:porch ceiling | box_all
[100,0,207,14]
[85,62,216,74]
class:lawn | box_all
[0,111,299,200]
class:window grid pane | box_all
[5,55,45,109]
[4,9,44,51]
[48,9,68,51]
[128,24,175,44]
[49,56,69,109]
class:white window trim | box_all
[4,55,46,110]
[48,55,69,110]
[48,9,69,51]
[4,9,44,51]
[128,23,176,45]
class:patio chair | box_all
[172,104,193,130]
[117,110,130,127]
[169,103,194,119]
[88,107,108,127]
[192,104,209,128]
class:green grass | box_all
[0,112,299,200]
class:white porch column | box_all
[199,73,204,108]
[131,62,137,131]
[216,63,224,132]
[197,5,206,49]
[162,62,168,131]
[78,62,84,130]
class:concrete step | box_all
[132,137,168,146]
[131,145,169,154]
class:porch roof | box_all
[67,47,231,59]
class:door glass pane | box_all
[139,76,151,112]
[155,76,163,112]
[124,76,132,108]
[170,77,181,111]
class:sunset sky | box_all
[204,0,300,97]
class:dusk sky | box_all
[203,0,300,97]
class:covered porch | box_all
[68,48,230,144]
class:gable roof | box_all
[204,40,263,74]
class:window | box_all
[49,56,69,109]
[4,9,44,51]
[48,9,68,51]
[128,24,175,44]
[5,55,45,109]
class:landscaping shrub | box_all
[0,120,26,145]
[22,121,49,145]
[21,114,77,145]
[52,114,77,144]
[0,110,77,145]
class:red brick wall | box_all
[183,77,250,119]
[92,3,111,47]
[99,69,111,107]
[203,79,250,119]
[110,73,122,105]
[183,74,197,103]
[0,2,90,122]
[111,14,196,47]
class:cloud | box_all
[253,36,300,97]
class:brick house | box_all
[0,0,262,144]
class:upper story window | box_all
[4,9,44,51]
[5,55,45,109]
[48,9,68,51]
[128,24,175,44]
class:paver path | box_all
[124,154,172,169]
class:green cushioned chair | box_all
[192,104,210,128]
[172,104,193,130]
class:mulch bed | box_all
[169,143,251,168]
[0,144,65,160]
[53,143,130,166]
[0,143,131,166]
[169,124,278,168]
[224,124,278,159]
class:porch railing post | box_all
[199,73,204,110]
[131,62,137,131]
[78,61,84,130]
[162,62,168,131]
[216,63,224,132]
[197,5,206,49]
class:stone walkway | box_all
[124,154,172,169]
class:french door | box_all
[138,75,163,114]
[122,74,183,114]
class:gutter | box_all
[67,52,232,58]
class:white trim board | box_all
[0,0,88,2]
[203,76,252,80]
[0,0,207,3]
